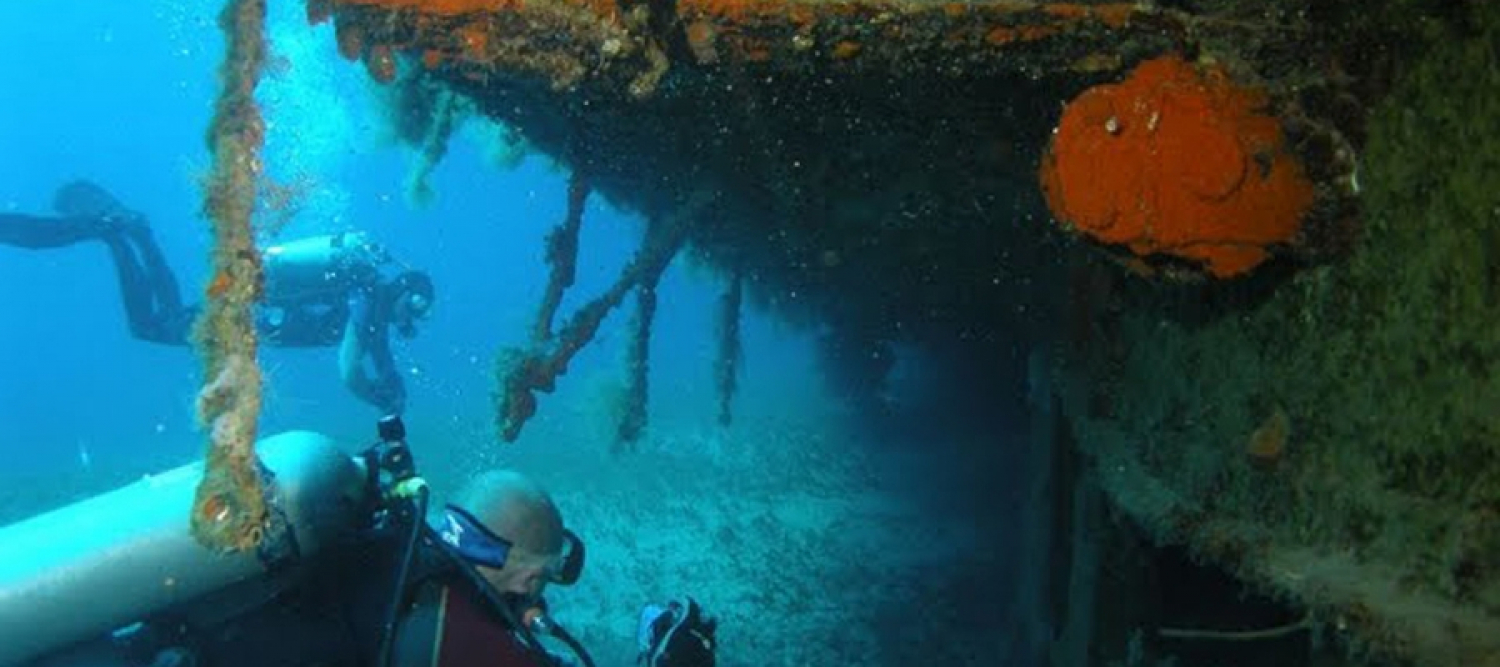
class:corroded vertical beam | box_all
[534,173,589,343]
[496,195,702,442]
[407,89,461,205]
[191,0,270,553]
[714,269,742,426]
[617,282,657,444]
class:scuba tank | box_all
[0,419,602,667]
[0,431,369,666]
[263,232,389,304]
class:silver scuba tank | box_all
[0,431,369,666]
[262,232,388,304]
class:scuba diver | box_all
[0,180,433,414]
[0,416,720,667]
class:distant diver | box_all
[0,180,434,415]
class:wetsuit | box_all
[0,187,416,414]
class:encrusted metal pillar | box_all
[191,0,271,553]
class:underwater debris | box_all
[714,270,743,426]
[405,88,462,206]
[535,173,589,343]
[192,0,272,553]
[366,44,398,83]
[311,0,1172,93]
[1039,55,1317,278]
[617,282,657,444]
[495,190,703,442]
[494,173,590,442]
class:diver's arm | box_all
[365,322,406,413]
[338,312,370,399]
[340,290,407,415]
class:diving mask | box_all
[434,504,585,585]
[436,504,512,569]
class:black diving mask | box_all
[435,504,512,569]
[434,504,586,586]
[550,529,585,586]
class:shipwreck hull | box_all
[300,0,1498,665]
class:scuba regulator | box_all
[362,415,430,667]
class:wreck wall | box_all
[1049,3,1500,665]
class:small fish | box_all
[77,439,92,470]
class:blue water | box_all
[0,2,1019,665]
[0,0,769,473]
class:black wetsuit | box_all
[0,200,409,414]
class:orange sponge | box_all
[1040,55,1316,278]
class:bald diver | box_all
[0,180,434,414]
[0,417,720,667]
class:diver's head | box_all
[448,470,576,601]
[388,270,434,338]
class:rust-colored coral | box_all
[366,44,398,82]
[1039,55,1317,278]
[336,0,521,15]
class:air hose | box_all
[377,478,430,667]
[525,609,598,667]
